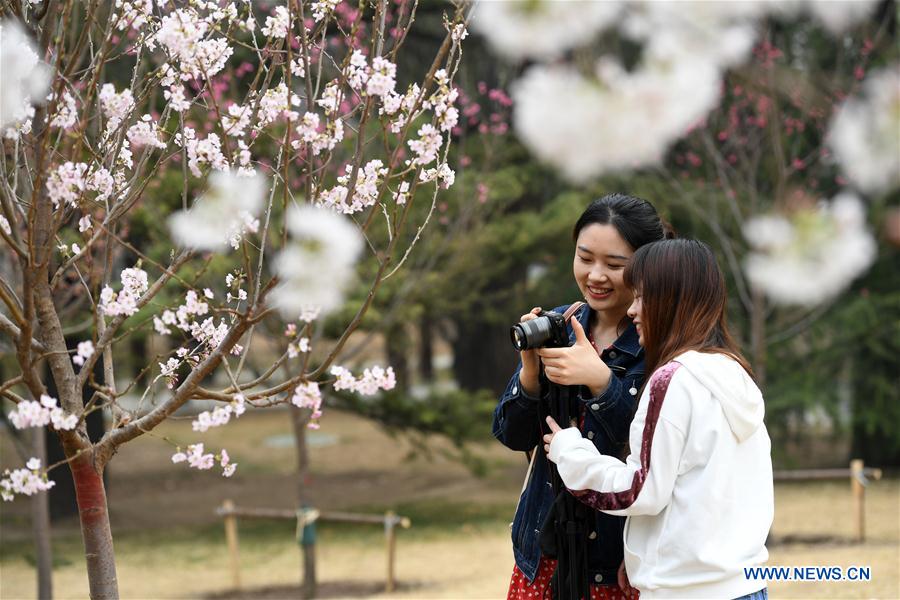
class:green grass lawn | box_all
[1,409,898,599]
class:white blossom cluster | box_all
[291,382,323,429]
[49,90,79,130]
[330,365,397,395]
[191,394,246,433]
[256,82,302,128]
[316,80,342,115]
[743,193,876,306]
[152,8,234,81]
[174,127,228,178]
[261,6,290,39]
[46,162,120,211]
[153,285,244,389]
[40,85,133,212]
[98,84,136,131]
[271,204,364,319]
[287,337,310,358]
[72,340,95,368]
[1,459,55,502]
[172,443,236,477]
[420,163,455,189]
[379,83,421,133]
[393,181,411,205]
[188,316,237,356]
[407,124,443,167]
[342,50,398,99]
[292,111,345,156]
[161,65,191,113]
[100,266,149,317]
[316,160,387,215]
[158,356,181,389]
[427,69,460,133]
[126,115,167,149]
[113,0,153,31]
[0,20,50,137]
[829,67,900,195]
[382,68,458,142]
[450,23,468,43]
[153,289,209,335]
[311,0,339,22]
[88,168,116,203]
[471,0,623,61]
[168,169,265,251]
[474,0,880,182]
[46,162,89,208]
[222,103,252,137]
[7,395,79,431]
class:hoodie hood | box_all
[674,350,764,442]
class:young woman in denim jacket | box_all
[544,240,772,600]
[494,193,670,600]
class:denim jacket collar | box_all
[612,321,641,357]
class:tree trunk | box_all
[385,322,409,392]
[45,353,107,521]
[452,315,519,395]
[418,312,433,382]
[749,287,767,391]
[68,450,118,599]
[30,428,53,600]
[290,405,316,599]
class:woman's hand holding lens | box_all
[517,307,542,396]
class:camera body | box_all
[510,310,570,351]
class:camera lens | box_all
[510,316,552,351]
[510,325,526,351]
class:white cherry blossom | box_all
[472,0,622,61]
[744,193,877,306]
[168,169,266,251]
[0,21,51,129]
[271,204,363,318]
[829,67,900,195]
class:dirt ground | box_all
[1,408,898,599]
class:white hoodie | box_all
[549,351,774,599]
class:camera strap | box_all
[535,300,589,600]
[561,301,585,323]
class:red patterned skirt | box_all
[507,557,638,600]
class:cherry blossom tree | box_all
[0,1,468,597]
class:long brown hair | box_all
[624,239,753,379]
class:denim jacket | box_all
[492,303,645,585]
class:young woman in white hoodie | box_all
[544,239,774,600]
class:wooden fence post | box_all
[223,499,241,589]
[385,510,397,593]
[850,459,865,542]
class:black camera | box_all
[510,310,570,351]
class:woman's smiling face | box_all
[573,223,635,318]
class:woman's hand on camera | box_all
[537,317,610,395]
[517,306,542,396]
